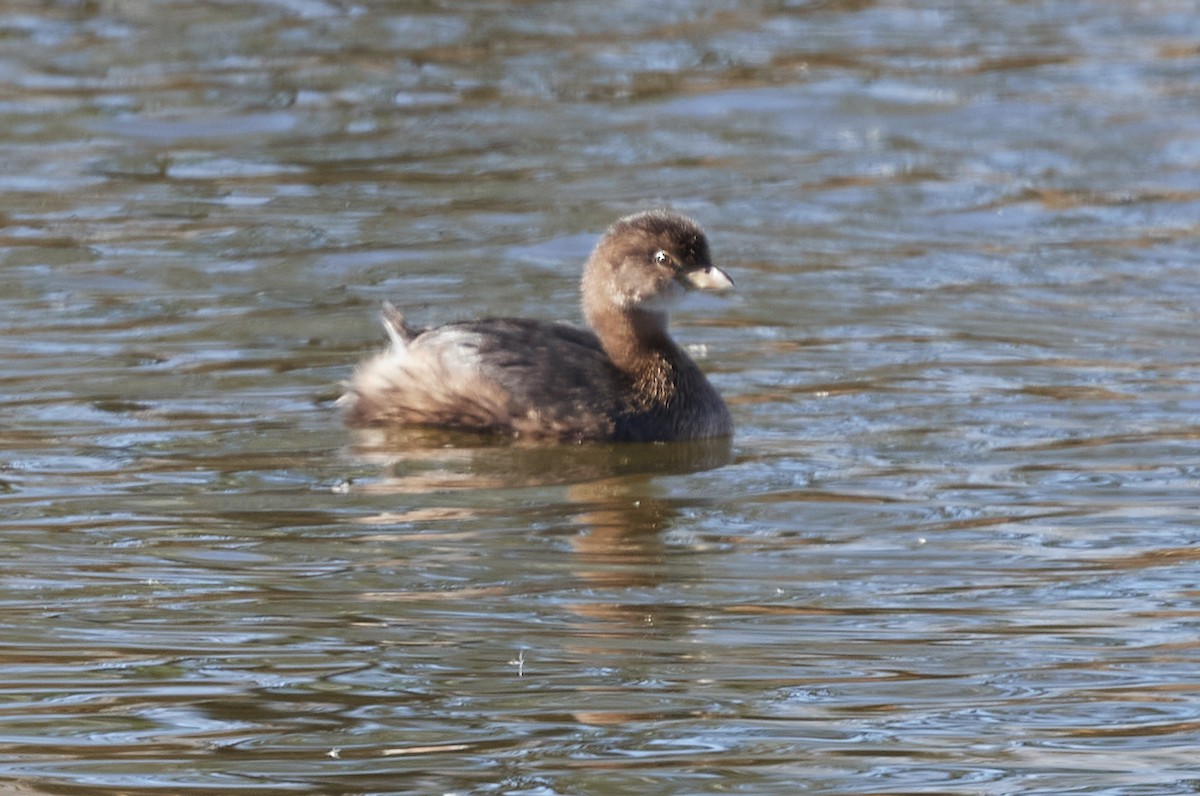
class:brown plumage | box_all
[341,210,734,442]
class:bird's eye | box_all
[653,250,672,267]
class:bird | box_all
[341,209,733,442]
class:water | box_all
[2,0,1200,793]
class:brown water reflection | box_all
[2,0,1200,793]
[351,435,732,614]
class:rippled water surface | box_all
[3,1,1200,793]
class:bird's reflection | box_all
[349,427,731,493]
[347,428,731,593]
[346,431,732,729]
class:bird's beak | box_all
[680,264,734,291]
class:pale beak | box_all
[680,264,734,291]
